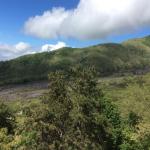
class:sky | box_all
[0,0,150,60]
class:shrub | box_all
[128,111,141,128]
[0,103,15,133]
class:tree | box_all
[41,66,124,149]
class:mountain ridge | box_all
[0,35,150,85]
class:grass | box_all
[101,73,150,137]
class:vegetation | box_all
[0,35,150,149]
[0,103,15,134]
[1,35,150,85]
[0,67,150,149]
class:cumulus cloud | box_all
[24,0,150,40]
[41,41,67,52]
[0,41,68,61]
[15,42,31,52]
[0,42,32,60]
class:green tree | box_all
[41,66,124,149]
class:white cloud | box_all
[24,8,69,39]
[0,42,32,60]
[15,42,31,52]
[24,0,150,40]
[0,41,68,61]
[41,41,67,52]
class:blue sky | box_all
[0,0,78,45]
[0,0,108,49]
[0,0,150,60]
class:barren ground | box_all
[0,81,48,101]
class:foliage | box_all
[0,103,15,133]
[0,67,150,149]
[128,111,142,128]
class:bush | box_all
[128,111,141,128]
[0,103,15,133]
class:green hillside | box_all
[0,36,150,85]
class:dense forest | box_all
[0,66,150,149]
